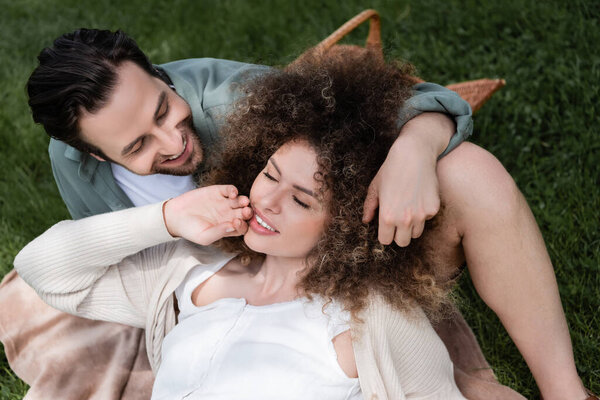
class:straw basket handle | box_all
[313,9,383,57]
[293,9,505,114]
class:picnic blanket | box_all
[0,269,524,399]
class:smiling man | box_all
[73,60,207,208]
[78,62,202,176]
[28,29,469,230]
[13,28,590,400]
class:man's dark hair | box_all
[27,28,161,156]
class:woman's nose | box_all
[258,189,282,214]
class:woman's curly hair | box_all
[206,48,453,319]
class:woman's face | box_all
[245,140,329,260]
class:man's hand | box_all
[163,185,253,245]
[362,112,454,246]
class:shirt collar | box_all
[63,145,99,182]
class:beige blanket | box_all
[0,270,524,399]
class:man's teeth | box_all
[255,215,276,232]
[167,137,187,160]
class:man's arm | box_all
[363,83,473,246]
[167,61,473,247]
[50,58,472,236]
[162,60,473,247]
[163,60,471,157]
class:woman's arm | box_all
[14,185,251,326]
[352,296,467,399]
[14,201,177,327]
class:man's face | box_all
[78,61,203,176]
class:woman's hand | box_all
[362,112,453,246]
[163,185,253,245]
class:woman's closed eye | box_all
[263,171,311,209]
[263,171,278,181]
[293,196,310,209]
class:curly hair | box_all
[207,48,453,319]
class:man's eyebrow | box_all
[154,91,167,122]
[269,158,315,198]
[121,135,145,157]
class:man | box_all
[13,28,589,399]
[29,29,468,243]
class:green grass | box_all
[0,0,598,398]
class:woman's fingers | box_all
[226,195,249,210]
[219,206,252,226]
[223,196,253,222]
[217,184,238,199]
[231,218,249,235]
[196,221,239,245]
[198,218,249,245]
[241,206,253,220]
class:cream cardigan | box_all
[14,202,466,400]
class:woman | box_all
[15,50,490,399]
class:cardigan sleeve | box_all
[13,202,178,328]
[351,296,467,400]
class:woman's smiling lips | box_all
[249,208,279,235]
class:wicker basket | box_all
[292,9,505,114]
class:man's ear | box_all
[90,153,106,162]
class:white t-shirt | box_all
[111,163,196,207]
[152,259,363,400]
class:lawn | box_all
[0,0,598,398]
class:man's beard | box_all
[151,122,204,176]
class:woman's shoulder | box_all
[173,246,238,311]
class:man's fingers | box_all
[362,184,379,223]
[394,226,412,247]
[410,220,425,239]
[378,209,418,247]
[377,214,395,245]
[424,197,441,220]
